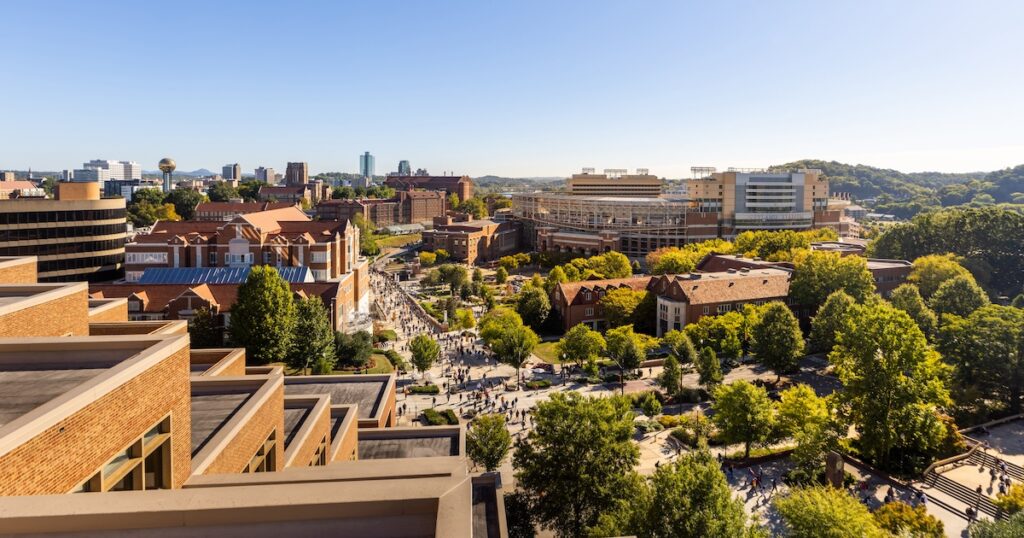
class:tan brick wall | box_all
[333,413,359,463]
[216,353,247,377]
[0,345,192,495]
[288,406,330,467]
[87,303,128,323]
[0,261,37,284]
[202,383,284,475]
[0,290,89,338]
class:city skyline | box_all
[2,1,1024,177]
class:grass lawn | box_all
[376,233,422,249]
[533,340,569,364]
[334,352,395,375]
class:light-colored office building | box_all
[566,168,662,197]
[84,160,142,181]
[255,166,275,183]
[359,152,375,179]
[222,163,241,181]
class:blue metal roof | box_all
[138,266,312,284]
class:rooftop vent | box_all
[726,268,737,274]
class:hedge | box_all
[421,408,459,426]
[409,384,440,395]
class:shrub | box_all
[635,419,665,434]
[421,408,459,425]
[995,483,1024,515]
[384,349,406,370]
[373,329,398,343]
[525,379,552,390]
[657,415,681,428]
[873,501,944,537]
[409,384,440,395]
[674,387,707,403]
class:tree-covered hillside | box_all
[775,159,1024,219]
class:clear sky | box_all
[2,0,1023,178]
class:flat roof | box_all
[357,427,461,460]
[0,368,107,428]
[0,283,87,318]
[283,375,393,420]
[190,392,253,457]
[0,336,189,459]
[866,259,913,269]
[283,406,312,448]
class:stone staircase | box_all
[923,470,1004,520]
[967,451,1024,482]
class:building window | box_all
[312,269,328,281]
[263,252,271,264]
[126,252,167,265]
[208,252,217,266]
[703,306,710,315]
[72,416,171,493]
[125,271,144,282]
[311,436,328,466]
[585,307,594,317]
[311,251,328,263]
[245,431,277,473]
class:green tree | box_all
[662,329,698,365]
[556,324,606,370]
[163,188,205,220]
[335,330,373,367]
[600,446,758,538]
[790,250,875,309]
[939,305,1024,414]
[206,181,240,202]
[889,283,939,338]
[188,307,222,348]
[418,251,436,266]
[409,334,440,377]
[515,286,551,330]
[351,213,380,256]
[495,266,508,284]
[460,197,488,219]
[472,267,484,283]
[711,380,775,458]
[588,251,632,279]
[600,287,645,328]
[684,312,744,362]
[930,274,990,318]
[288,296,337,374]
[237,180,265,202]
[229,266,296,365]
[638,391,662,417]
[434,248,450,263]
[658,354,683,396]
[467,413,512,472]
[437,264,468,295]
[696,347,723,393]
[606,325,647,394]
[908,253,973,298]
[830,303,952,469]
[750,301,804,379]
[1011,294,1024,309]
[481,309,538,388]
[809,290,856,353]
[872,501,944,538]
[331,185,355,199]
[513,392,639,538]
[775,383,829,439]
[544,266,567,294]
[447,192,461,212]
[774,487,885,538]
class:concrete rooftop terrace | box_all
[284,374,394,420]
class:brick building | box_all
[124,206,361,283]
[421,217,521,265]
[194,201,299,221]
[696,253,912,298]
[384,174,474,202]
[0,258,502,536]
[316,190,447,228]
[551,276,655,332]
[651,268,792,336]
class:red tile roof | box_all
[554,276,654,306]
[652,268,791,305]
[89,282,342,314]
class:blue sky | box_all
[2,0,1023,178]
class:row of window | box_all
[74,417,171,493]
[0,239,124,258]
[126,252,168,265]
[0,223,126,242]
[39,253,124,273]
[0,208,126,225]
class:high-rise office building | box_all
[398,160,411,176]
[360,152,375,179]
[83,160,142,181]
[285,162,308,186]
[222,163,241,180]
[255,166,276,182]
